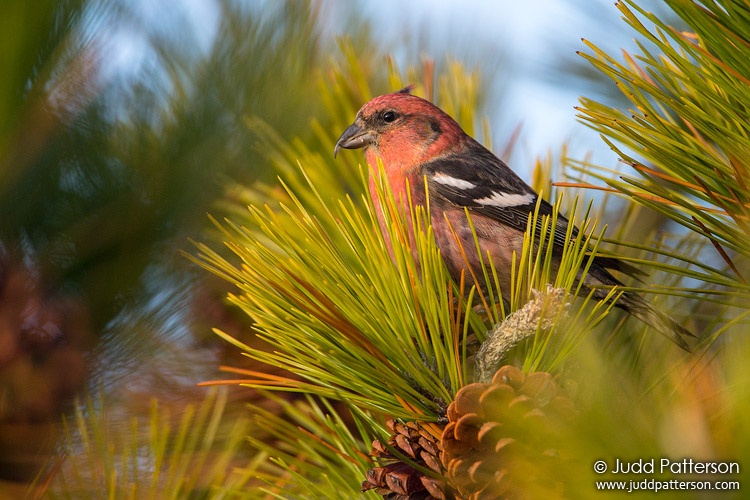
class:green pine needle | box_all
[192,149,634,415]
[575,0,750,294]
[43,388,250,498]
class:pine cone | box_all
[0,250,92,481]
[363,419,454,499]
[441,365,575,500]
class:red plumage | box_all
[335,88,694,351]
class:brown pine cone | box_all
[441,365,575,500]
[363,419,455,500]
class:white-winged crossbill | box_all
[335,87,693,351]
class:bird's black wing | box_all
[421,140,576,252]
[420,140,647,279]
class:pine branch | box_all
[574,0,750,315]
[41,389,251,498]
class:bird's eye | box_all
[382,111,398,123]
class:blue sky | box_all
[105,0,662,175]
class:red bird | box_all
[334,87,693,351]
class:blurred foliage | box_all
[40,388,252,499]
[0,0,64,153]
[0,0,347,328]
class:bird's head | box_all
[334,87,466,174]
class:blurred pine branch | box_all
[38,388,252,499]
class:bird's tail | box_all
[618,291,695,352]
